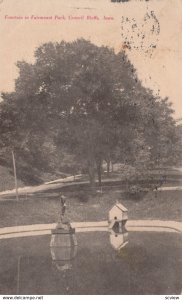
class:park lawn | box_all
[0,189,181,228]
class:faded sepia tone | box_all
[0,0,182,296]
[1,0,182,116]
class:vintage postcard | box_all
[0,0,182,296]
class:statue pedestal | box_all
[51,220,75,234]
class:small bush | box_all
[126,184,143,194]
[124,183,149,200]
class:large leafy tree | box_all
[0,39,178,186]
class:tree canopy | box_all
[0,39,179,185]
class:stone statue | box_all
[60,194,66,221]
[57,193,74,232]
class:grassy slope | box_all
[0,166,24,192]
[0,189,181,228]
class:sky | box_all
[0,0,181,118]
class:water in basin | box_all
[0,231,181,294]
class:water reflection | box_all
[50,220,129,271]
[110,230,128,251]
[0,231,180,294]
[50,222,78,271]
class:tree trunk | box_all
[106,160,110,177]
[88,163,95,189]
[96,160,102,187]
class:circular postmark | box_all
[121,10,160,57]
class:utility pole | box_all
[12,150,19,201]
